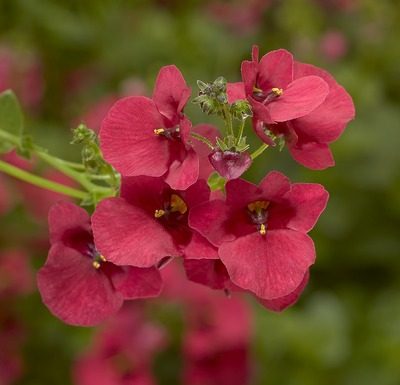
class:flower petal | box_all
[152,65,191,123]
[48,201,91,245]
[209,150,252,180]
[218,230,315,299]
[292,62,355,143]
[289,142,335,170]
[92,197,180,268]
[258,49,294,90]
[37,245,122,326]
[189,200,235,247]
[110,266,163,299]
[184,232,219,260]
[269,76,329,122]
[226,82,246,104]
[259,171,291,201]
[257,270,309,311]
[164,147,199,190]
[100,96,169,177]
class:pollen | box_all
[248,200,270,213]
[253,86,263,94]
[271,88,283,96]
[154,209,166,218]
[260,223,266,235]
[99,255,106,262]
[92,261,101,269]
[154,128,165,135]
[170,194,187,214]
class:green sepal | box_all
[207,172,226,192]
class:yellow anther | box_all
[154,128,165,135]
[253,86,263,94]
[271,87,283,96]
[260,224,266,235]
[99,255,107,262]
[170,194,187,215]
[154,209,166,218]
[248,200,270,213]
[92,261,101,269]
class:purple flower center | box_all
[154,193,188,226]
[247,200,269,235]
[86,242,107,269]
[252,86,283,104]
[154,126,181,141]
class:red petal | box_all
[259,171,291,201]
[257,270,309,311]
[289,142,335,170]
[164,147,199,190]
[218,230,315,299]
[292,62,355,143]
[48,202,91,245]
[100,96,169,177]
[258,49,294,90]
[37,245,122,326]
[189,200,235,247]
[269,76,329,122]
[226,82,246,104]
[241,60,258,96]
[184,232,219,260]
[152,65,191,123]
[92,198,180,267]
[111,266,163,299]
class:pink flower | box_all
[320,30,348,62]
[189,171,328,303]
[183,292,252,385]
[228,46,355,169]
[74,304,166,385]
[208,149,252,180]
[0,250,33,299]
[100,65,200,190]
[232,46,329,124]
[37,202,162,326]
[92,176,211,268]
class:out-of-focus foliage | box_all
[0,0,399,384]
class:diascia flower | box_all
[228,46,355,169]
[100,65,200,190]
[92,176,213,268]
[230,46,329,124]
[189,171,329,302]
[37,202,162,326]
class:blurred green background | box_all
[1,0,400,384]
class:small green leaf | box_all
[0,90,24,153]
[207,172,226,192]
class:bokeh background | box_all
[1,0,400,384]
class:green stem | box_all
[236,119,245,145]
[190,132,214,149]
[250,143,269,160]
[0,159,88,200]
[222,104,234,137]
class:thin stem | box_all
[236,119,245,145]
[0,159,88,200]
[250,143,269,160]
[190,132,214,149]
[222,104,234,137]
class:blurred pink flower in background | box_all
[0,46,44,112]
[207,0,270,35]
[319,30,348,62]
[74,304,166,385]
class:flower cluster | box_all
[37,45,354,326]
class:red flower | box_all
[100,65,200,190]
[233,46,329,124]
[92,176,211,269]
[73,304,166,385]
[189,171,328,303]
[37,202,162,326]
[228,46,355,169]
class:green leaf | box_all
[207,172,226,192]
[0,90,24,153]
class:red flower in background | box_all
[74,304,166,385]
[37,202,162,326]
[189,171,328,306]
[100,65,201,190]
[92,176,214,268]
